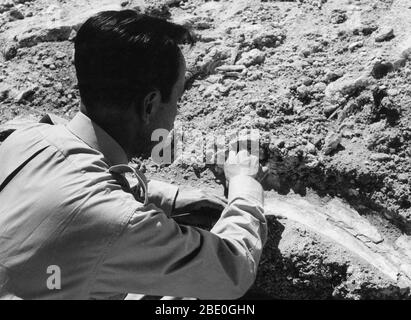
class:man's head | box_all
[74,10,192,158]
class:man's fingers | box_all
[248,154,257,165]
[237,149,249,163]
[227,150,237,163]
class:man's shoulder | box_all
[4,122,109,169]
[0,122,138,219]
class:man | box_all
[0,10,267,300]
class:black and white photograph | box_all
[0,0,410,307]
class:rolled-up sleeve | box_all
[96,175,266,300]
[147,180,179,217]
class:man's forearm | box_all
[211,175,267,276]
[147,180,179,217]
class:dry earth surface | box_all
[0,0,411,299]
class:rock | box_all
[203,83,230,98]
[325,75,371,103]
[0,85,11,102]
[206,74,222,84]
[17,25,73,48]
[15,86,38,103]
[300,43,323,58]
[325,70,343,83]
[240,24,285,49]
[191,47,231,77]
[353,24,378,36]
[14,0,34,3]
[313,82,327,93]
[371,61,394,79]
[1,43,17,61]
[371,97,401,125]
[237,49,265,67]
[296,85,311,101]
[55,51,66,60]
[402,47,411,60]
[400,37,411,60]
[68,29,77,42]
[261,194,411,299]
[43,58,56,70]
[139,1,172,19]
[252,30,286,49]
[370,153,393,162]
[9,8,24,20]
[172,13,196,27]
[43,58,55,67]
[173,14,213,30]
[393,58,407,70]
[330,9,347,24]
[305,142,317,155]
[387,89,399,96]
[301,76,313,86]
[275,139,285,149]
[216,65,246,72]
[323,104,339,117]
[0,3,122,49]
[0,1,13,14]
[375,27,394,42]
[323,132,342,155]
[348,41,363,51]
[54,82,63,92]
[300,48,312,58]
[397,174,409,183]
[230,81,246,90]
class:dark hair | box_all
[74,10,192,115]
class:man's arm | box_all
[95,151,266,299]
[96,182,265,299]
[145,179,227,228]
[146,179,179,217]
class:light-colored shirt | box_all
[0,112,267,300]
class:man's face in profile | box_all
[133,52,187,158]
[155,52,187,132]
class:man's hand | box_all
[171,150,267,228]
[172,188,227,229]
[224,149,261,182]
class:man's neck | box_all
[79,106,133,160]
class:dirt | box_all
[0,0,410,299]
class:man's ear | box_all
[141,90,162,124]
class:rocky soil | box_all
[0,0,410,299]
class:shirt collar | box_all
[67,112,128,166]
